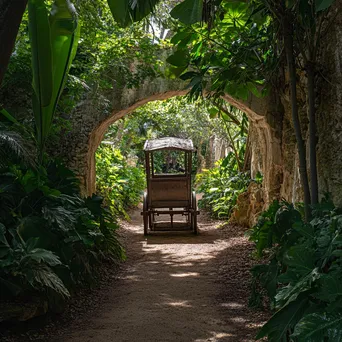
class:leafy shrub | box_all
[96,145,146,219]
[196,154,251,219]
[248,199,342,341]
[0,159,125,310]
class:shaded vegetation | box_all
[248,199,342,341]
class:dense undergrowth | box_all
[195,113,251,220]
[0,127,124,314]
[96,145,145,219]
[248,199,342,341]
[196,154,250,219]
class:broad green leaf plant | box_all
[28,0,79,158]
[248,199,342,341]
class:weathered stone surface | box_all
[316,0,342,206]
[231,183,264,227]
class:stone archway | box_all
[87,89,187,195]
[57,74,288,222]
[78,77,285,214]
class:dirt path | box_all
[53,207,268,342]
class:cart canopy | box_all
[143,137,194,152]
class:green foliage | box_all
[170,0,203,25]
[196,154,250,219]
[0,122,36,169]
[0,139,125,307]
[194,103,249,220]
[168,0,274,100]
[248,199,342,341]
[315,0,335,11]
[96,145,145,219]
[28,0,79,153]
[106,97,216,168]
[107,0,161,28]
[1,0,165,152]
[0,0,174,319]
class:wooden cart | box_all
[141,137,199,235]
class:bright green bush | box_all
[96,145,146,219]
[248,199,342,341]
[196,154,251,219]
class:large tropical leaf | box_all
[48,0,79,133]
[275,268,320,308]
[292,312,342,341]
[25,248,62,267]
[31,264,70,297]
[283,244,315,276]
[315,273,342,304]
[170,0,203,25]
[28,0,78,150]
[107,0,161,27]
[256,295,309,341]
[28,0,53,146]
[315,0,335,12]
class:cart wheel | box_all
[143,192,148,236]
[191,191,198,234]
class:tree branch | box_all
[0,0,28,86]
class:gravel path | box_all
[52,208,269,342]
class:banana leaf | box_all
[48,0,79,133]
[28,0,78,151]
[28,0,53,147]
[107,0,161,27]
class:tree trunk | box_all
[205,136,214,169]
[307,62,319,205]
[243,132,251,172]
[0,0,28,86]
[283,15,311,220]
[222,118,243,172]
[196,141,205,173]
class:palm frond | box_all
[0,125,36,169]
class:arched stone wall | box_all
[57,70,289,224]
[87,89,187,195]
[66,76,285,215]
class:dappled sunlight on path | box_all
[56,207,268,342]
